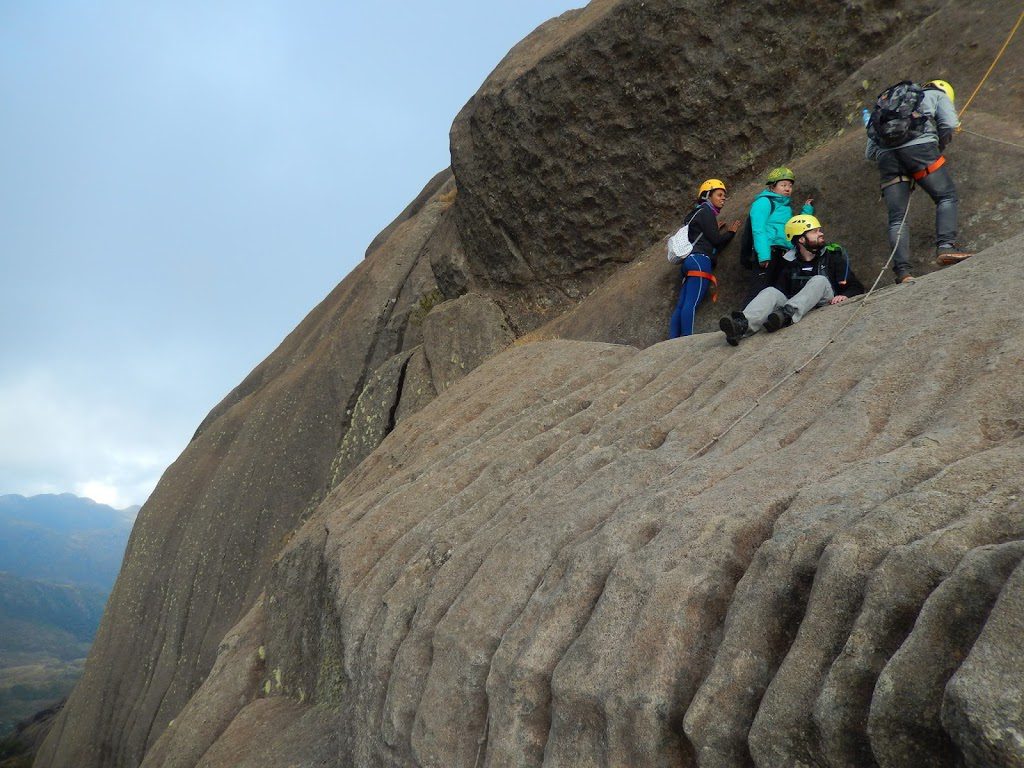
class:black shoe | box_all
[764,305,794,333]
[719,312,748,346]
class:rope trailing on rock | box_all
[957,5,1024,124]
[686,194,914,462]
[959,128,1024,152]
[681,8,1024,465]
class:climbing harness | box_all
[685,270,718,302]
[910,155,946,181]
[879,175,913,192]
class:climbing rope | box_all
[957,5,1024,124]
[677,8,1024,465]
[959,128,1024,152]
[686,195,914,462]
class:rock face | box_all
[148,235,1024,767]
[35,0,1024,766]
[447,0,944,324]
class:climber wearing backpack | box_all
[739,166,815,302]
[668,179,741,338]
[866,79,972,283]
[719,215,863,346]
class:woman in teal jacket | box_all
[744,166,814,301]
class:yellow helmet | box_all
[785,214,822,242]
[925,79,955,103]
[698,178,726,199]
[765,166,795,185]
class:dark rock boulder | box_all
[448,0,939,327]
[421,293,515,394]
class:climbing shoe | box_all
[719,312,748,346]
[764,305,794,333]
[896,273,916,284]
[936,246,973,266]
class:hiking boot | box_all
[719,312,748,347]
[936,246,974,266]
[896,273,916,284]
[764,305,795,333]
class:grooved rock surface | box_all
[156,234,1024,767]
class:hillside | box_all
[0,495,130,738]
[0,495,135,591]
[35,0,1024,766]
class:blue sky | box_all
[1,1,581,508]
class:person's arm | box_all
[830,247,864,298]
[693,207,735,250]
[749,197,772,266]
[865,137,881,162]
[934,93,959,150]
[801,200,814,215]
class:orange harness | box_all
[685,270,718,302]
[911,155,946,180]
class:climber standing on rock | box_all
[668,179,741,338]
[739,166,815,303]
[866,79,972,283]
[719,215,863,346]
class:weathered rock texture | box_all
[159,234,1024,767]
[35,0,1024,765]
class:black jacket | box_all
[685,202,734,267]
[769,243,864,299]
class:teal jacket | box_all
[749,190,814,264]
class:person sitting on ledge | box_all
[719,215,864,346]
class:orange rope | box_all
[957,5,1024,126]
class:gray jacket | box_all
[865,88,959,161]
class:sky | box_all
[0,1,581,509]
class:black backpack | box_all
[739,197,778,270]
[867,81,929,148]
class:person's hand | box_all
[830,295,847,305]
[727,220,741,233]
[758,260,770,269]
[805,197,814,208]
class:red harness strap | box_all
[911,155,946,181]
[685,270,718,302]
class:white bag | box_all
[666,209,704,264]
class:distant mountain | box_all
[0,573,105,661]
[0,495,133,737]
[0,495,135,592]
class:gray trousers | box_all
[741,276,834,332]
[878,141,958,277]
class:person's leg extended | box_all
[742,287,787,332]
[677,253,711,336]
[785,275,834,322]
[881,179,913,278]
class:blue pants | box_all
[669,253,713,338]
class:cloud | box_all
[0,368,178,507]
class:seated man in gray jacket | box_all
[719,215,864,346]
[866,79,972,283]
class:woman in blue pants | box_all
[669,179,740,338]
